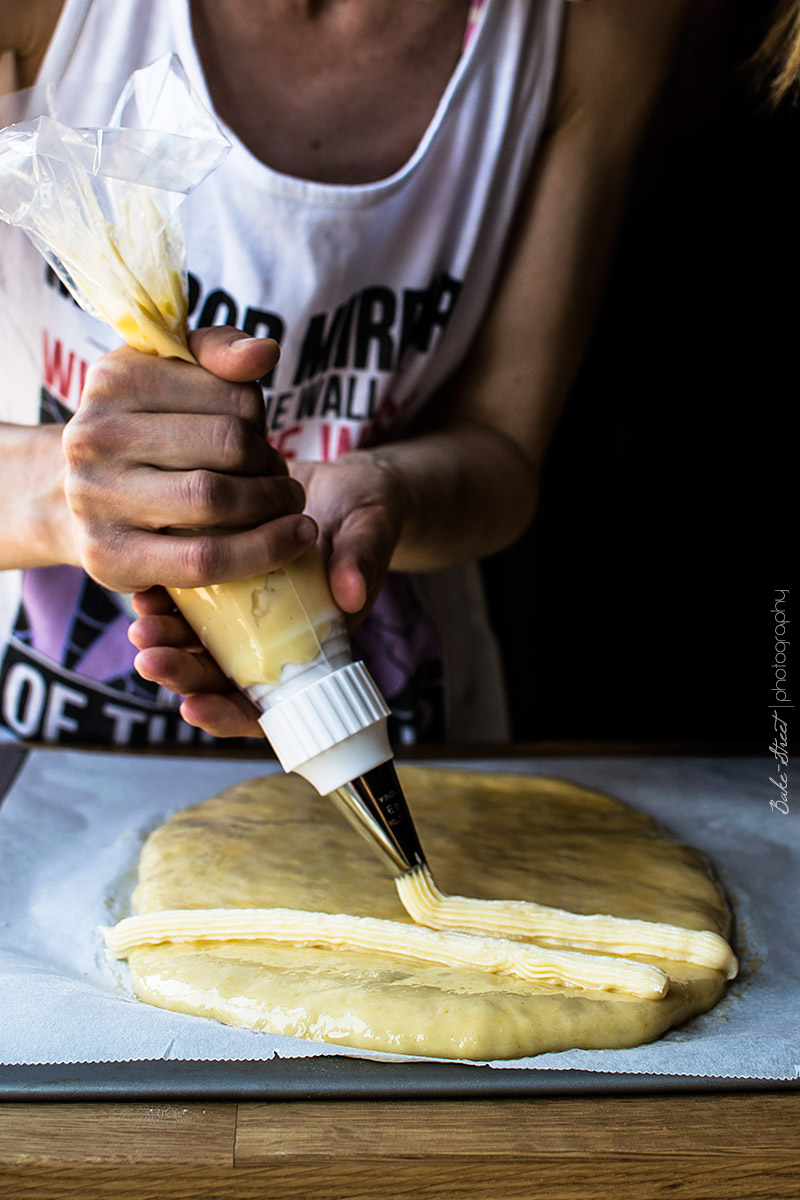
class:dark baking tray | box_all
[1,1056,797,1101]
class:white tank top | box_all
[0,0,564,747]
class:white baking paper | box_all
[0,748,797,1079]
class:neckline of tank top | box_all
[172,0,498,205]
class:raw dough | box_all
[121,767,735,1059]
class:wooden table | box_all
[1,743,797,1198]
[1,1092,798,1198]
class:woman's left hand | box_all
[289,450,410,623]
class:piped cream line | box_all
[101,907,670,1000]
[396,865,738,979]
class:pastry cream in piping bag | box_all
[0,54,398,798]
[168,547,339,691]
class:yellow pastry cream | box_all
[168,547,339,689]
[103,768,737,1060]
[31,181,195,364]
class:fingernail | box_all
[230,335,262,351]
[296,517,317,544]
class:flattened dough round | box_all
[126,767,734,1059]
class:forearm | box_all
[0,421,77,570]
[350,134,633,576]
[341,420,538,574]
[370,0,693,578]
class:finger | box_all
[82,513,318,592]
[325,506,396,616]
[127,613,204,653]
[179,692,263,739]
[133,645,232,695]
[130,587,174,617]
[188,326,281,383]
[81,347,269,427]
[133,644,262,738]
[118,412,284,475]
[327,555,369,616]
[103,469,305,532]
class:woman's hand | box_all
[61,326,316,594]
[128,447,412,738]
[290,451,411,623]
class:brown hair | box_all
[757,0,800,102]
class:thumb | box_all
[328,553,370,618]
[326,507,399,622]
[188,325,281,382]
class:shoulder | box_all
[550,0,695,141]
[0,0,65,88]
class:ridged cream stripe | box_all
[396,865,738,978]
[102,907,670,1000]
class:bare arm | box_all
[0,0,71,570]
[0,0,63,93]
[0,423,77,569]
[293,0,693,608]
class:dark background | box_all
[482,0,798,746]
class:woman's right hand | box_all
[61,326,317,593]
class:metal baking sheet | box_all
[0,1056,795,1101]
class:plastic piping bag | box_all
[0,53,229,359]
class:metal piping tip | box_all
[329,759,427,877]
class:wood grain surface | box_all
[1,1092,797,1199]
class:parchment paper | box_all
[0,748,796,1078]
